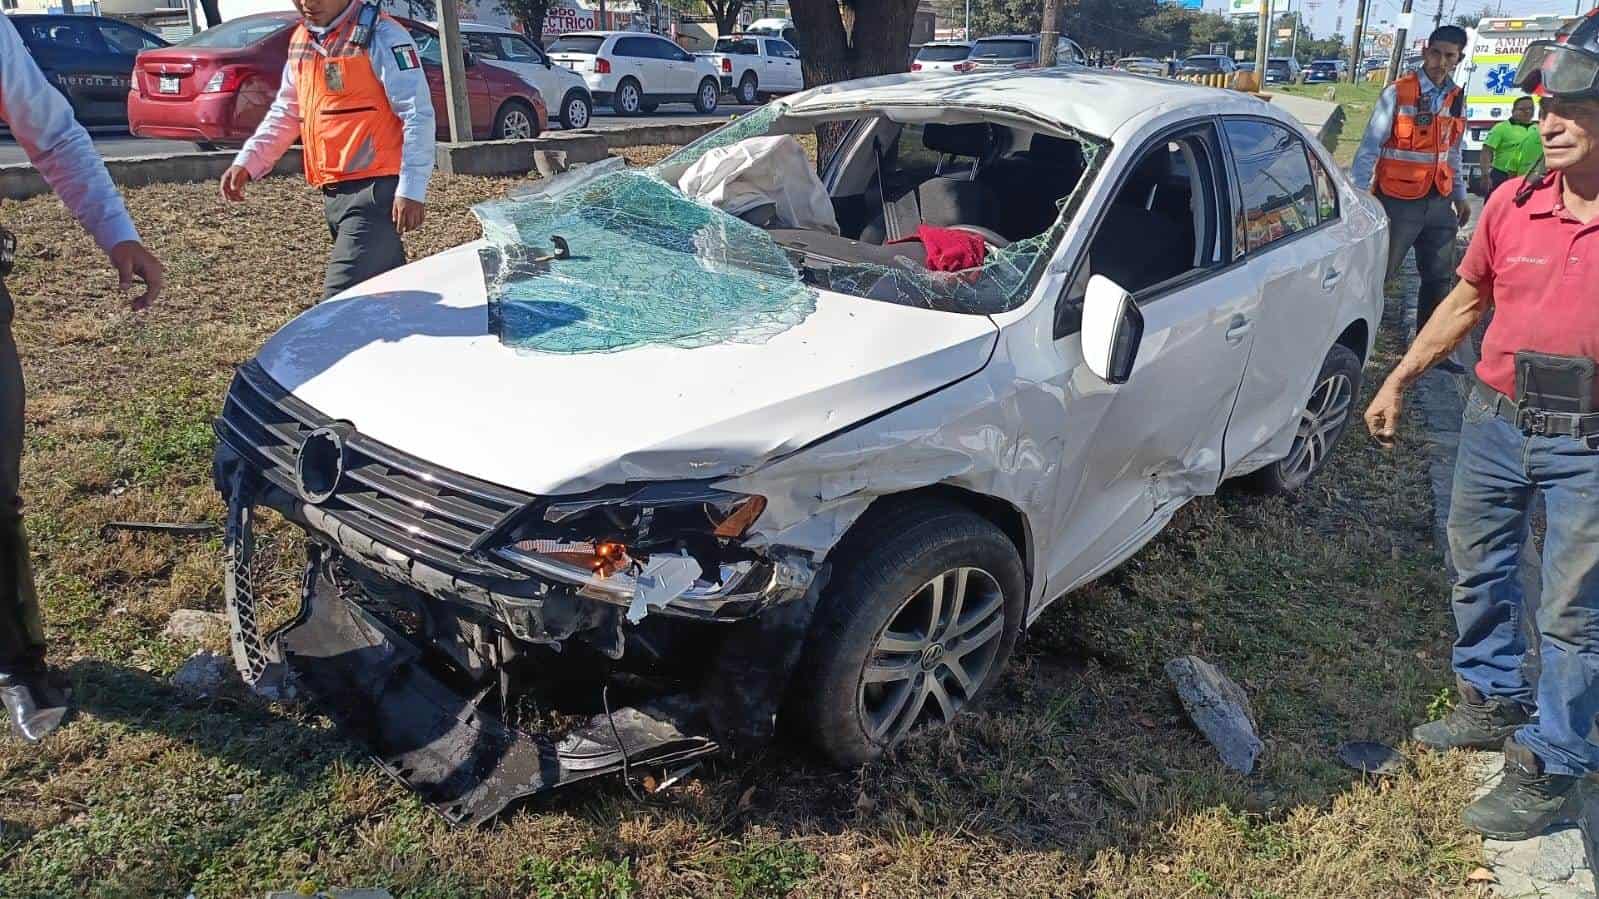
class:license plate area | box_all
[159,75,180,94]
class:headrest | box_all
[922,123,995,159]
[1027,134,1083,165]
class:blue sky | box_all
[1205,0,1593,40]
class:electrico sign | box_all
[543,4,599,36]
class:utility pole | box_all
[437,0,473,143]
[965,0,971,39]
[1388,0,1413,85]
[1350,0,1369,81]
[1040,0,1061,66]
[1291,7,1301,62]
[1255,0,1271,84]
[1433,0,1444,29]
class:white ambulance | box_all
[1457,13,1573,171]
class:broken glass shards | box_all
[475,160,816,355]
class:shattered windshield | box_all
[473,102,1100,354]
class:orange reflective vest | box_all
[1375,71,1466,200]
[289,10,404,188]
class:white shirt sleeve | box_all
[1350,84,1396,194]
[0,15,139,253]
[368,19,436,203]
[232,61,302,181]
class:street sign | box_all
[1229,0,1256,15]
[1210,42,1231,55]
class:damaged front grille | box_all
[215,361,533,578]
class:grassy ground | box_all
[1275,81,1385,167]
[0,148,1493,898]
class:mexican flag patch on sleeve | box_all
[393,44,420,70]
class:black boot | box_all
[1463,738,1582,840]
[1412,679,1532,750]
[0,666,71,743]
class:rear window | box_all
[1184,56,1223,70]
[1267,59,1291,71]
[715,37,758,55]
[1311,61,1338,70]
[182,16,290,49]
[917,44,970,62]
[548,35,604,54]
[970,39,1033,60]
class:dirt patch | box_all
[0,149,1492,898]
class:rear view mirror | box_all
[1082,275,1143,384]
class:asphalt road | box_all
[0,104,757,167]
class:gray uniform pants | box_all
[0,280,47,673]
[1380,192,1460,333]
[322,175,407,300]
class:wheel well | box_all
[1335,319,1369,365]
[740,70,757,84]
[842,485,1033,593]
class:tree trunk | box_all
[710,1,743,35]
[199,0,222,27]
[790,0,920,167]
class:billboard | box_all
[1179,0,1203,7]
[1229,0,1258,14]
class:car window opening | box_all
[474,103,1105,353]
[1086,132,1224,297]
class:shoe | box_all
[1413,680,1532,750]
[1463,738,1582,840]
[0,667,72,743]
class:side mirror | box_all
[1082,274,1143,384]
[463,50,478,67]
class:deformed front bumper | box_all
[210,362,826,823]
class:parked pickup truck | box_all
[700,34,803,105]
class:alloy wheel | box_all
[618,83,640,113]
[700,82,719,111]
[1279,371,1354,486]
[566,97,590,128]
[500,109,533,139]
[859,567,1006,748]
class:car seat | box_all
[858,123,1002,245]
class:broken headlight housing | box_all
[490,483,768,602]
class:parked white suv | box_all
[453,22,594,129]
[547,30,721,115]
[214,69,1385,824]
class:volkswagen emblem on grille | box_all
[296,425,349,504]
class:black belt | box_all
[1473,381,1599,438]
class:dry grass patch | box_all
[0,148,1495,898]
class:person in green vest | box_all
[1479,95,1544,194]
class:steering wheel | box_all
[949,225,1012,249]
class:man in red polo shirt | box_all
[1364,10,1599,841]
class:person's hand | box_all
[392,197,425,235]
[107,241,163,311]
[220,165,251,202]
[1454,197,1472,227]
[1364,380,1405,448]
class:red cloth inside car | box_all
[889,225,988,272]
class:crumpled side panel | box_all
[474,164,816,354]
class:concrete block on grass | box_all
[434,133,609,177]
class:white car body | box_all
[444,22,595,129]
[912,41,974,73]
[546,30,721,114]
[214,71,1386,816]
[701,34,803,104]
[238,68,1385,615]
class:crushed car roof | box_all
[783,67,1267,140]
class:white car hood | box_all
[255,242,999,496]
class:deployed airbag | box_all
[677,135,840,234]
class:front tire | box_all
[558,90,592,129]
[493,100,538,140]
[796,501,1025,768]
[1244,343,1363,494]
[737,73,759,105]
[694,77,720,113]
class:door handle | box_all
[1225,315,1253,344]
[1322,268,1342,290]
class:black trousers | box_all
[321,175,408,300]
[0,280,47,674]
[1380,192,1460,333]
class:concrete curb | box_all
[0,119,728,201]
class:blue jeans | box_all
[1450,387,1599,776]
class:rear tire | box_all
[737,73,759,105]
[493,100,538,139]
[557,90,592,130]
[694,77,720,113]
[795,500,1025,768]
[613,78,643,115]
[1242,343,1363,494]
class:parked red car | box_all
[128,12,545,148]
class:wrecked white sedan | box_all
[212,69,1386,824]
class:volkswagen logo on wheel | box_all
[296,425,350,504]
